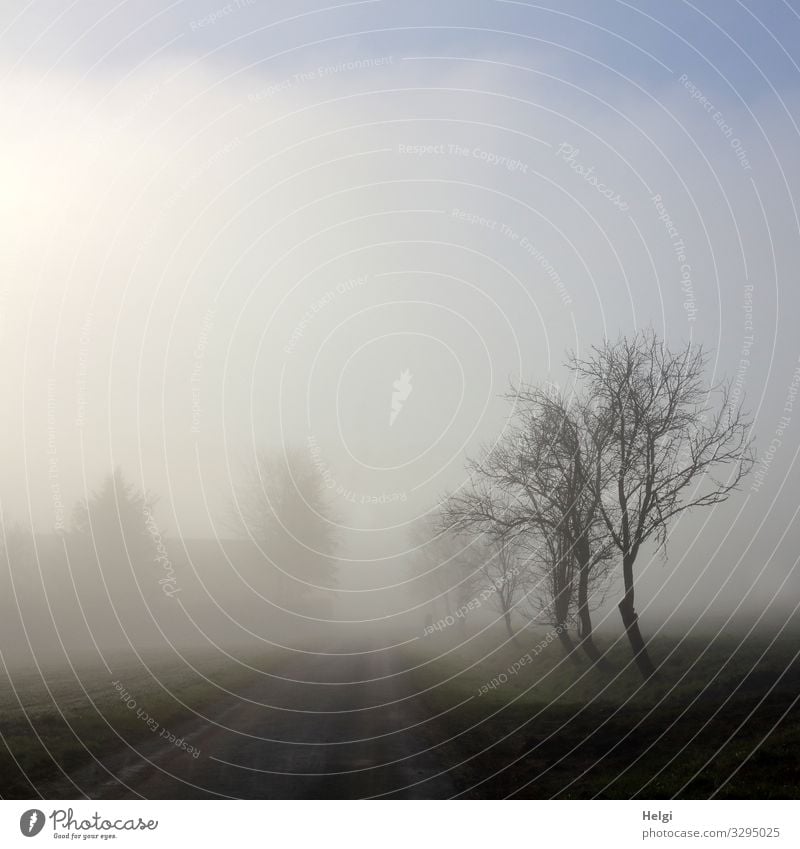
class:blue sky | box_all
[6,1,800,91]
[2,0,800,619]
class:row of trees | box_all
[62,453,337,612]
[440,330,753,680]
[0,459,339,660]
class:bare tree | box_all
[573,330,754,679]
[409,513,482,637]
[511,386,615,669]
[413,514,531,646]
[479,532,529,646]
[441,385,613,666]
[514,526,581,661]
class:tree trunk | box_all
[551,537,580,665]
[575,540,611,672]
[503,609,522,647]
[578,611,611,671]
[556,623,582,666]
[618,554,656,680]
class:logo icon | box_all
[389,369,413,426]
[20,809,45,837]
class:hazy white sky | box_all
[2,0,800,621]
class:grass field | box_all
[1,629,797,798]
[406,627,800,798]
[0,648,276,798]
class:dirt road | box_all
[64,644,459,799]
